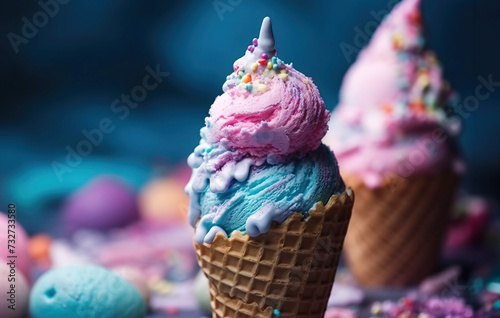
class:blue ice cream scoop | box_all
[194,144,345,244]
[29,265,147,318]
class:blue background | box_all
[1,0,499,233]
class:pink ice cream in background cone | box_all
[324,0,464,188]
[325,0,465,288]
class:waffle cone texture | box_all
[194,190,354,318]
[343,171,458,287]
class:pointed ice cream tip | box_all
[381,0,422,30]
[258,17,276,54]
[224,16,284,92]
[358,0,424,57]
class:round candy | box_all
[325,307,355,318]
[30,265,146,318]
[29,234,52,266]
[328,283,364,307]
[111,266,149,301]
[0,212,31,281]
[194,270,211,314]
[0,262,29,318]
[139,178,188,223]
[61,176,139,233]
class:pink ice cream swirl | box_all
[324,0,464,188]
[203,67,329,162]
[202,16,329,163]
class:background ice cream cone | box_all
[195,191,354,318]
[343,172,458,287]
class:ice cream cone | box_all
[195,190,354,318]
[342,171,458,287]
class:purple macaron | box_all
[61,176,139,233]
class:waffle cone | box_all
[194,190,354,318]
[343,171,458,287]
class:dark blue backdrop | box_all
[1,0,499,233]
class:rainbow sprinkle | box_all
[222,18,289,94]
